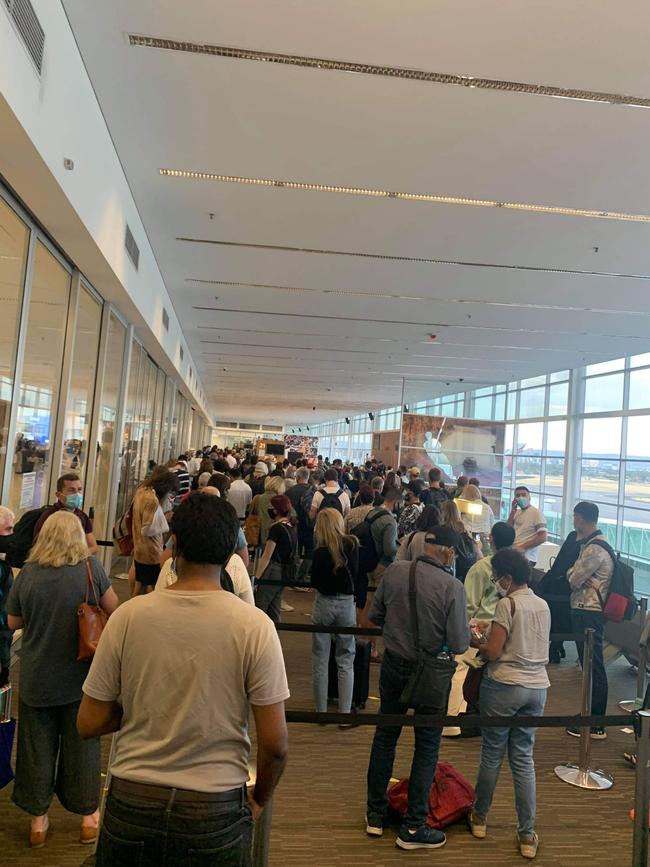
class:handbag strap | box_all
[408,560,421,654]
[84,558,100,607]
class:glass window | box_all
[116,339,141,518]
[493,391,506,420]
[627,415,650,461]
[11,241,70,516]
[546,420,567,454]
[472,395,492,419]
[586,358,625,376]
[59,285,102,486]
[91,312,125,539]
[582,417,622,458]
[516,422,544,456]
[631,353,650,369]
[520,375,547,388]
[0,198,29,495]
[629,368,650,411]
[543,459,565,495]
[548,382,569,416]
[579,460,620,509]
[519,387,545,419]
[584,372,624,413]
[549,370,569,382]
[514,456,542,492]
[624,461,650,510]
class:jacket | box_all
[568,531,615,612]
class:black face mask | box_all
[268,509,276,519]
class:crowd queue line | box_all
[0,446,620,862]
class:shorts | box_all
[134,561,161,587]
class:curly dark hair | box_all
[415,504,441,532]
[492,548,531,586]
[171,492,239,565]
[145,466,180,500]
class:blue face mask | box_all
[65,493,83,510]
[517,497,529,509]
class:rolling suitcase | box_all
[327,638,371,710]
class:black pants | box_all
[0,634,10,688]
[571,609,608,716]
[13,700,101,816]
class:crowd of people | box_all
[0,443,619,862]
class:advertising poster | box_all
[284,434,319,459]
[400,414,505,488]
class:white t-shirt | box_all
[487,588,550,688]
[311,484,351,515]
[513,505,547,563]
[225,454,237,469]
[155,554,254,606]
[228,479,253,519]
[83,588,289,792]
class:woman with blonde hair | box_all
[6,511,118,849]
[457,484,495,537]
[440,498,483,579]
[311,509,359,722]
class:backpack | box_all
[279,523,299,582]
[8,506,48,568]
[351,509,389,576]
[112,504,134,557]
[299,488,316,528]
[455,533,478,582]
[388,762,474,829]
[318,489,344,514]
[587,538,638,622]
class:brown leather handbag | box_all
[77,560,107,661]
[244,496,261,547]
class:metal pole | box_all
[621,597,649,713]
[632,710,650,866]
[555,628,614,790]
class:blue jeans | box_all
[474,676,547,838]
[366,650,442,829]
[312,593,356,713]
[97,783,252,866]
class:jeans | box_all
[97,784,252,867]
[474,676,547,837]
[571,608,608,716]
[255,561,284,625]
[311,593,356,713]
[297,528,314,581]
[13,700,100,816]
[367,650,442,828]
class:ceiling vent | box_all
[214,420,239,429]
[4,0,45,73]
[179,346,184,361]
[124,223,140,270]
[162,308,169,331]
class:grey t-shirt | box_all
[487,588,551,688]
[7,557,111,706]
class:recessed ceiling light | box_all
[131,35,650,109]
[161,168,650,223]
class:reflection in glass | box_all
[60,285,102,485]
[11,242,70,516]
[0,198,29,494]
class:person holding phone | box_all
[507,486,547,568]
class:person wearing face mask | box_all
[507,486,547,568]
[365,526,469,850]
[32,474,97,555]
[468,548,550,860]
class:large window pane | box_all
[11,242,70,516]
[627,415,650,461]
[116,339,141,518]
[0,198,28,495]
[548,382,568,416]
[516,422,544,456]
[514,456,542,492]
[546,420,567,454]
[624,461,650,510]
[543,459,565,497]
[586,358,624,375]
[472,395,492,418]
[580,461,620,512]
[584,372,624,413]
[60,285,102,486]
[582,417,622,458]
[629,368,650,411]
[621,508,650,596]
[631,353,650,369]
[91,312,125,540]
[519,387,545,419]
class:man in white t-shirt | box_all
[508,485,547,566]
[77,494,289,864]
[228,466,253,519]
[224,450,237,470]
[310,467,351,519]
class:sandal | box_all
[624,752,637,767]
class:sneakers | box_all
[280,601,294,612]
[366,813,384,837]
[519,832,539,859]
[442,726,461,737]
[566,726,607,740]
[395,825,446,850]
[468,811,487,839]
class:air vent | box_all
[266,424,284,432]
[124,224,140,270]
[180,346,184,361]
[214,420,239,429]
[162,308,169,331]
[4,0,45,73]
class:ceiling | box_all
[61,1,650,425]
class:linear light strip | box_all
[178,238,650,281]
[197,325,401,341]
[162,169,650,223]
[129,35,650,109]
[193,305,431,328]
[188,278,650,317]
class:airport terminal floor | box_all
[0,579,643,867]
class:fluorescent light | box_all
[161,169,650,224]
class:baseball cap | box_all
[424,525,462,549]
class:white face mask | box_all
[496,578,511,598]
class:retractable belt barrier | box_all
[277,622,582,643]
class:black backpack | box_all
[351,509,389,576]
[318,489,344,514]
[9,506,48,568]
[299,488,316,529]
[587,538,638,621]
[454,533,478,581]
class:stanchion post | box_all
[632,710,650,867]
[555,628,614,790]
[621,597,649,713]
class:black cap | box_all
[424,525,462,549]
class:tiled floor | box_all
[1,582,643,866]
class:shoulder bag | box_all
[77,560,108,662]
[244,495,261,547]
[399,560,457,710]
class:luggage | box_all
[589,538,638,622]
[327,638,371,710]
[388,762,475,829]
[318,490,344,514]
